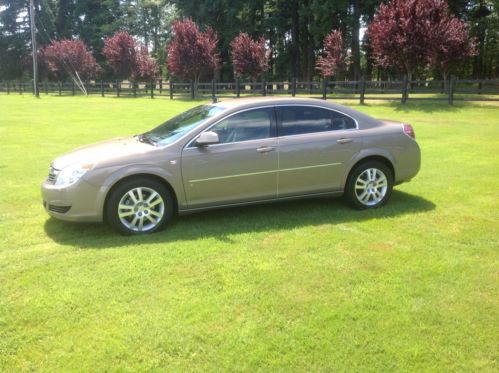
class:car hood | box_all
[52,136,154,170]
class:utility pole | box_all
[29,0,39,97]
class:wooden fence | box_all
[1,77,498,104]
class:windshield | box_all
[142,105,225,145]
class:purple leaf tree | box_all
[42,39,101,81]
[367,0,476,80]
[230,33,270,80]
[103,31,138,79]
[316,30,349,78]
[166,18,219,84]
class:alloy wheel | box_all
[117,187,165,232]
[354,168,388,206]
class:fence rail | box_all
[1,78,499,104]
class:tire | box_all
[106,177,174,235]
[345,161,393,210]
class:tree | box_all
[103,31,160,80]
[367,0,443,78]
[166,18,219,83]
[102,31,137,79]
[133,46,160,81]
[0,0,37,79]
[42,39,101,80]
[230,33,270,79]
[54,0,76,39]
[74,0,122,62]
[316,30,349,78]
[431,14,477,79]
[368,0,433,78]
[368,0,479,79]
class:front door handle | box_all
[337,138,353,144]
[256,146,275,153]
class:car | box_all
[41,97,421,235]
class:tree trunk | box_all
[291,0,300,79]
[300,0,313,81]
[350,0,361,80]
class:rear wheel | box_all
[106,178,174,235]
[346,161,393,209]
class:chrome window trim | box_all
[184,103,360,149]
[276,126,359,140]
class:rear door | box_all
[276,105,362,197]
[181,107,278,208]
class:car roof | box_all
[212,97,381,128]
[214,96,339,109]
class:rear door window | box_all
[277,106,356,136]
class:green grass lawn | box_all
[0,95,498,371]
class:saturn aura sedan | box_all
[42,97,420,235]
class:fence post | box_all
[322,77,327,100]
[190,80,195,99]
[262,80,266,96]
[133,81,136,97]
[150,81,154,98]
[292,77,296,97]
[448,76,455,105]
[401,75,408,104]
[159,79,163,94]
[211,79,216,103]
[170,81,173,100]
[100,80,104,97]
[236,78,240,98]
[116,80,120,97]
[58,81,61,96]
[478,81,482,95]
[71,80,75,96]
[19,81,22,95]
[44,80,48,95]
[360,76,366,105]
[7,81,9,95]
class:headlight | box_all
[55,163,94,186]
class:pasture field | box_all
[0,95,498,371]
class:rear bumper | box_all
[41,179,105,222]
[395,140,421,184]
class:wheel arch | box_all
[103,173,178,222]
[344,154,395,191]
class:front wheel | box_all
[345,161,393,209]
[106,178,174,235]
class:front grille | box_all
[47,166,60,184]
[48,204,71,214]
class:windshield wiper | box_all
[135,134,157,146]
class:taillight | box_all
[403,124,415,139]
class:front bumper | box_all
[41,179,105,222]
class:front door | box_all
[181,107,278,208]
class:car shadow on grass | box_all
[44,190,436,249]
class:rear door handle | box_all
[337,138,353,144]
[256,146,275,153]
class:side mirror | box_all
[196,131,219,146]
